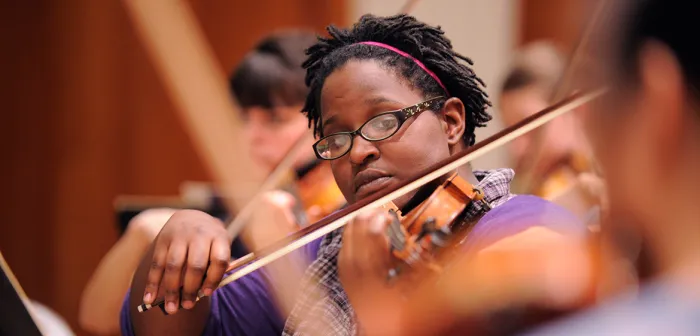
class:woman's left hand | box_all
[338,209,405,334]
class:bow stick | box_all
[217,89,605,287]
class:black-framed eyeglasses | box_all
[313,96,446,160]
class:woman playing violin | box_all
[124,14,588,336]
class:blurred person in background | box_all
[78,30,335,335]
[525,0,700,334]
[499,41,606,226]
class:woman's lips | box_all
[354,176,392,200]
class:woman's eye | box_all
[374,118,397,130]
[329,137,347,149]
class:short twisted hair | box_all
[302,14,492,146]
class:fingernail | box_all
[166,302,177,313]
[203,288,213,296]
[182,300,194,309]
[143,292,152,303]
[370,215,387,233]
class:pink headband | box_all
[358,41,450,96]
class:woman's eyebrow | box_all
[323,115,338,128]
[322,97,402,131]
[364,96,403,106]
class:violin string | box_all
[387,210,406,251]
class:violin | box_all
[225,132,345,239]
[283,158,346,225]
[231,141,346,256]
[527,150,588,198]
[383,173,486,280]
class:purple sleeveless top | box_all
[120,195,585,336]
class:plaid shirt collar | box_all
[283,169,515,336]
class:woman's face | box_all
[319,60,466,207]
[243,104,313,173]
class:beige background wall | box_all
[349,0,518,170]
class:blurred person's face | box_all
[584,42,695,232]
[499,87,579,170]
[243,105,314,173]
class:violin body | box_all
[535,151,590,198]
[385,173,483,278]
[277,159,346,227]
[536,152,606,229]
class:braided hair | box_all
[302,14,492,146]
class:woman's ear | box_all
[440,97,467,146]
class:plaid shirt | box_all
[282,169,516,336]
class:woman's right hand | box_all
[128,208,177,244]
[141,209,231,314]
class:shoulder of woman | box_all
[464,195,588,253]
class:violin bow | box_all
[514,0,610,195]
[214,88,605,290]
[210,0,607,289]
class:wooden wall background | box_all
[0,1,345,335]
[518,0,602,52]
